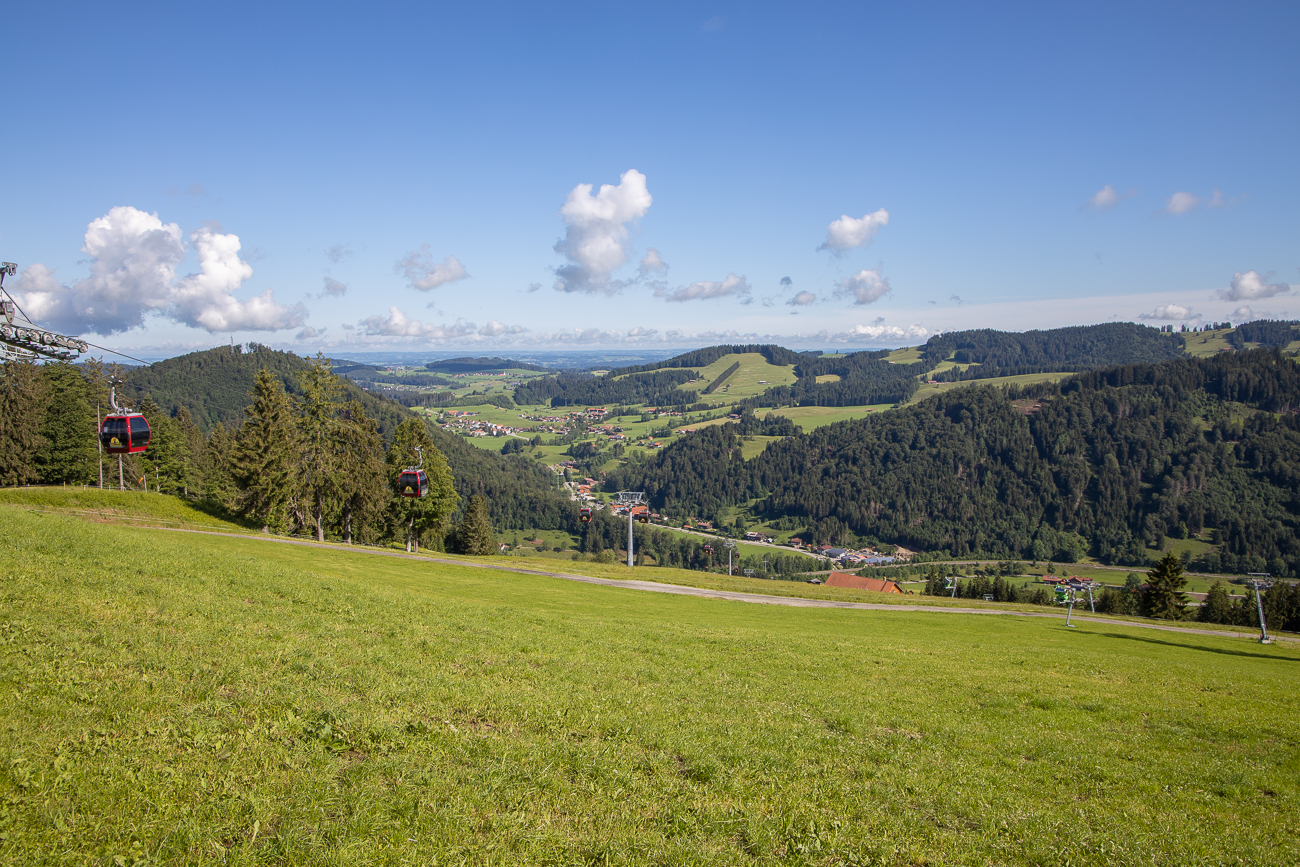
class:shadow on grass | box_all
[1100,632,1299,662]
[185,498,260,530]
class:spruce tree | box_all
[0,358,48,486]
[1142,552,1190,620]
[1199,581,1235,624]
[204,422,237,509]
[297,354,344,541]
[139,396,190,495]
[336,400,388,544]
[175,407,207,497]
[232,368,299,532]
[36,362,97,485]
[454,494,496,555]
[386,419,457,553]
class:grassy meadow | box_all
[1,505,1297,865]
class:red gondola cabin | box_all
[580,507,592,523]
[398,469,430,498]
[99,413,151,455]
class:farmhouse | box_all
[824,572,902,594]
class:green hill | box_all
[608,349,1300,576]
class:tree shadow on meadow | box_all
[1099,632,1300,663]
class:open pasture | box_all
[762,404,894,430]
[672,353,798,401]
[907,371,1075,405]
[1,508,1296,866]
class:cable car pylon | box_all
[0,262,89,362]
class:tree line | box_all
[0,353,503,555]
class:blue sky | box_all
[3,1,1296,356]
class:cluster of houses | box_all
[439,411,522,438]
[516,408,611,437]
[803,545,900,567]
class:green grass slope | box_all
[2,511,1297,865]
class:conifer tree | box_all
[139,396,191,495]
[0,358,48,486]
[204,421,237,509]
[336,400,387,544]
[386,419,457,553]
[1142,552,1190,620]
[297,354,344,541]
[454,494,496,555]
[175,407,206,497]
[232,368,299,532]
[35,362,97,485]
[1199,580,1235,624]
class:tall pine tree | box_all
[0,358,48,486]
[232,368,299,532]
[1142,552,1190,620]
[453,494,496,555]
[35,362,97,485]
[336,400,388,544]
[297,354,344,542]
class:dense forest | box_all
[609,350,1300,576]
[919,323,1187,373]
[425,357,547,373]
[514,368,700,408]
[117,344,412,439]
[1228,319,1299,349]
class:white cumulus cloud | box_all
[638,247,668,279]
[15,206,303,335]
[1139,304,1200,321]
[834,268,892,305]
[396,245,469,290]
[358,308,526,342]
[1220,270,1291,301]
[1085,184,1134,211]
[554,169,653,293]
[654,273,752,303]
[818,208,889,254]
[321,277,348,297]
[478,320,528,337]
[787,291,817,306]
[1164,191,1200,215]
[1231,306,1254,321]
[172,227,305,332]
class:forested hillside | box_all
[2,346,576,537]
[608,350,1300,576]
[118,344,411,439]
[514,369,700,408]
[921,323,1186,379]
[747,350,920,407]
